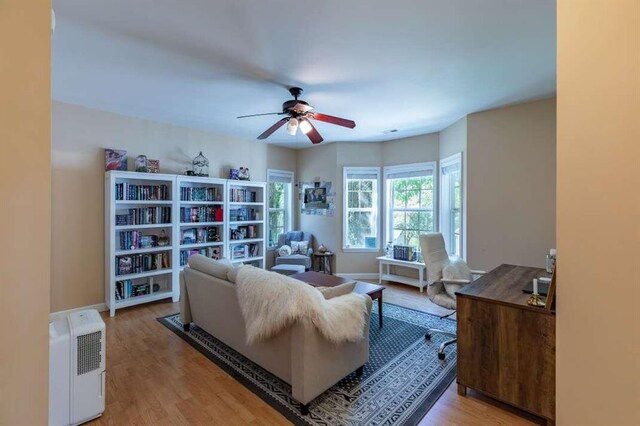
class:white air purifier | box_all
[49,309,106,426]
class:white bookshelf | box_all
[105,172,266,316]
[176,176,227,270]
[105,171,178,317]
[227,181,267,268]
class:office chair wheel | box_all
[425,333,431,340]
[438,352,445,360]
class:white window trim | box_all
[267,169,294,249]
[383,161,438,248]
[439,153,464,259]
[342,166,381,252]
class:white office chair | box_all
[419,233,485,359]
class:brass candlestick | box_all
[527,293,546,307]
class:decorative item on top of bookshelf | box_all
[229,168,239,180]
[147,159,160,173]
[192,151,209,177]
[105,149,127,171]
[135,155,149,172]
[238,167,250,180]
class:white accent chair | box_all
[419,233,485,359]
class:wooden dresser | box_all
[456,264,555,424]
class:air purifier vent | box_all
[77,331,101,375]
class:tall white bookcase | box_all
[226,181,267,268]
[105,171,178,317]
[105,171,267,316]
[176,176,227,270]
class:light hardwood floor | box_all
[90,281,544,425]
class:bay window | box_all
[343,167,381,251]
[439,153,463,257]
[267,169,293,247]
[384,162,436,249]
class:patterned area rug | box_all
[158,302,457,426]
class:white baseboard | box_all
[50,303,108,323]
[336,273,380,281]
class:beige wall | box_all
[557,1,640,424]
[466,98,556,271]
[296,143,340,259]
[0,1,51,424]
[51,102,296,311]
[296,135,441,275]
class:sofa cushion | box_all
[277,244,292,257]
[291,240,309,255]
[227,265,243,283]
[188,255,233,280]
[317,281,356,299]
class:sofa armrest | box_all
[290,296,372,405]
[179,271,192,325]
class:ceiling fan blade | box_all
[237,112,285,119]
[257,118,288,140]
[311,113,356,129]
[303,119,324,144]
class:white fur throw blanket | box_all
[235,266,369,345]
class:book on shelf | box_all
[115,183,169,201]
[180,206,223,223]
[116,251,170,275]
[116,207,171,226]
[230,224,258,240]
[231,243,259,259]
[229,207,258,222]
[115,280,152,300]
[180,186,221,202]
[230,188,257,203]
[180,246,221,266]
[118,231,159,250]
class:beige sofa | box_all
[179,264,372,414]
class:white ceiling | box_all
[52,0,556,147]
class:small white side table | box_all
[376,256,427,292]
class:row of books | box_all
[115,280,151,300]
[118,231,160,251]
[115,183,170,201]
[230,188,258,203]
[229,207,258,222]
[116,207,171,226]
[180,186,222,202]
[230,225,258,240]
[393,245,417,262]
[181,227,220,245]
[232,243,260,259]
[180,247,221,266]
[180,206,223,223]
[116,252,170,275]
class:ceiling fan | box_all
[237,87,356,144]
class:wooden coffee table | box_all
[291,271,386,328]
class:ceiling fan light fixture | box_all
[299,119,312,135]
[287,118,299,135]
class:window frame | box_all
[342,166,382,252]
[266,169,294,249]
[439,153,464,258]
[383,162,438,249]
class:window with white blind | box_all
[267,169,294,248]
[439,153,463,257]
[343,167,381,251]
[384,162,437,249]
